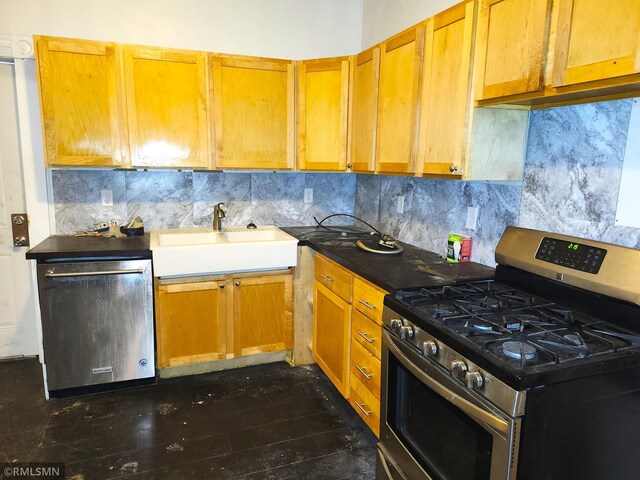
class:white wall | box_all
[0,0,363,59]
[361,0,458,48]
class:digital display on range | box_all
[535,237,607,274]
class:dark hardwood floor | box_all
[0,359,377,479]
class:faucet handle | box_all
[214,202,226,217]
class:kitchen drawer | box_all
[349,373,381,437]
[353,277,387,324]
[350,339,381,400]
[352,309,382,360]
[315,254,353,303]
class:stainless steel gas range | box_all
[376,226,640,480]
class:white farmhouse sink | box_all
[150,226,298,277]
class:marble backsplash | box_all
[51,171,356,234]
[51,99,640,267]
[355,98,640,266]
[355,175,521,266]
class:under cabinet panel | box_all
[232,274,293,356]
[313,281,352,397]
[156,280,227,368]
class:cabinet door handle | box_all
[356,364,373,380]
[355,401,372,417]
[320,274,334,283]
[358,299,376,310]
[235,281,241,287]
[357,331,375,344]
[219,283,225,289]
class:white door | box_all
[0,62,37,357]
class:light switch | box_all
[397,196,405,214]
[466,206,478,230]
[304,188,313,204]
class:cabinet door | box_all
[297,58,350,171]
[475,0,553,101]
[156,280,227,368]
[211,55,295,170]
[123,46,209,168]
[232,274,293,357]
[376,25,425,174]
[35,36,126,167]
[553,0,640,87]
[419,1,475,176]
[350,47,380,173]
[313,281,351,397]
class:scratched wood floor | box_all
[0,359,377,479]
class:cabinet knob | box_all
[235,281,241,287]
[449,164,458,173]
[346,163,352,170]
[219,283,225,289]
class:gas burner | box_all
[431,303,458,317]
[564,334,581,345]
[502,341,537,360]
[480,296,503,310]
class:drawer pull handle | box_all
[356,364,373,380]
[320,274,334,283]
[357,331,375,344]
[358,300,376,310]
[355,401,372,417]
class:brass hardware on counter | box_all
[11,213,30,247]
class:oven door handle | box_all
[384,330,510,435]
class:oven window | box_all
[388,354,493,480]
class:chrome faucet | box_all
[212,202,226,231]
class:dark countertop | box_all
[26,234,152,261]
[280,226,495,292]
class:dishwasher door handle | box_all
[45,268,145,278]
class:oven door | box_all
[380,330,520,480]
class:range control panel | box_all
[535,237,607,274]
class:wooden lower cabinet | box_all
[313,280,352,397]
[312,254,387,437]
[155,271,293,368]
[349,373,381,437]
[232,274,293,356]
[156,279,227,368]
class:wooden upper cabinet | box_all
[232,274,293,357]
[475,0,553,101]
[297,57,351,171]
[123,46,209,169]
[419,1,475,177]
[552,0,640,88]
[210,55,295,170]
[155,279,227,368]
[35,36,127,167]
[376,25,425,175]
[350,47,380,173]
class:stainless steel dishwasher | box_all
[37,259,155,392]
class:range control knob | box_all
[465,371,484,390]
[390,318,403,333]
[422,340,438,357]
[451,360,468,379]
[400,325,415,340]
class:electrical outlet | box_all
[101,190,113,207]
[397,195,405,214]
[466,206,478,230]
[304,188,313,204]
